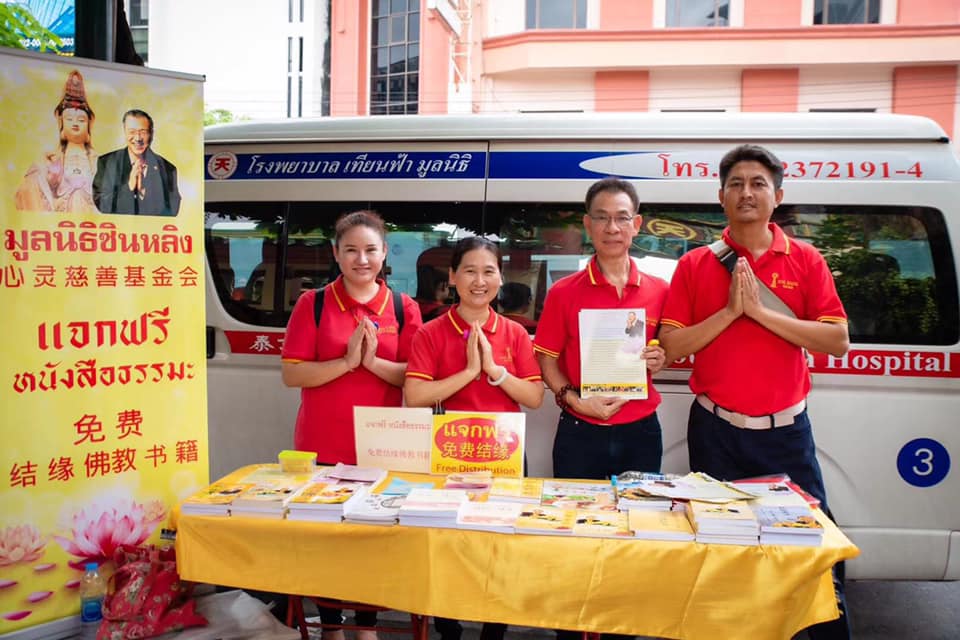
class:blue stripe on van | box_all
[205,150,665,181]
[488,151,627,179]
[205,152,485,180]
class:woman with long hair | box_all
[282,210,423,640]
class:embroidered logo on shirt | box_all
[770,272,798,290]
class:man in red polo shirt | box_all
[534,177,669,482]
[659,144,850,640]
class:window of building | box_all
[814,0,880,24]
[370,0,420,115]
[665,0,729,27]
[206,201,957,345]
[525,0,587,29]
[127,0,149,62]
[287,36,304,118]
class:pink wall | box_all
[893,65,958,137]
[898,0,960,25]
[594,71,649,111]
[330,0,368,116]
[741,69,799,111]
[742,0,803,28]
[420,10,451,114]
[599,0,653,29]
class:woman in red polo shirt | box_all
[282,209,422,640]
[404,236,543,640]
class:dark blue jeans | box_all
[553,410,663,479]
[687,400,850,640]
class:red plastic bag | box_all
[97,544,207,639]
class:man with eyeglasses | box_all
[534,176,669,483]
[94,109,181,216]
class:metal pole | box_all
[75,0,117,62]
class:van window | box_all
[206,202,957,346]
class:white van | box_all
[203,112,959,581]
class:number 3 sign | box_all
[897,438,951,487]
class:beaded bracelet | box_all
[555,383,579,411]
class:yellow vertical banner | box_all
[0,50,207,633]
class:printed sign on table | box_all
[353,407,433,473]
[430,411,525,478]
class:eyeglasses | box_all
[588,214,635,228]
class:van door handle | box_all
[206,326,215,359]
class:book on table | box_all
[398,488,470,528]
[686,499,760,545]
[455,500,523,534]
[488,477,543,504]
[754,504,824,546]
[571,510,632,538]
[286,481,370,522]
[444,470,494,490]
[181,481,256,516]
[540,480,616,511]
[627,472,756,503]
[514,506,577,536]
[379,477,437,496]
[230,481,314,519]
[343,493,405,525]
[627,509,695,542]
[328,463,389,486]
[730,475,821,508]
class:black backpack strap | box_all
[313,286,326,327]
[390,287,405,333]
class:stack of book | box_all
[398,488,470,528]
[488,477,543,504]
[540,480,616,511]
[685,500,760,545]
[455,500,523,534]
[181,481,255,516]
[614,473,677,512]
[230,483,304,519]
[444,470,494,491]
[286,481,369,522]
[571,510,632,538]
[328,463,388,487]
[731,477,817,508]
[343,492,404,526]
[627,509,695,542]
[514,506,577,536]
[754,504,824,546]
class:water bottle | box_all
[79,562,105,640]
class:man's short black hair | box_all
[584,177,640,213]
[718,144,784,189]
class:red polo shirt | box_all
[281,276,423,464]
[533,256,668,424]
[660,224,847,416]
[405,306,542,412]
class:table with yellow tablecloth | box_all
[174,466,859,640]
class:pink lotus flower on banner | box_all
[54,499,167,563]
[0,524,46,566]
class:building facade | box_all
[145,0,960,140]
